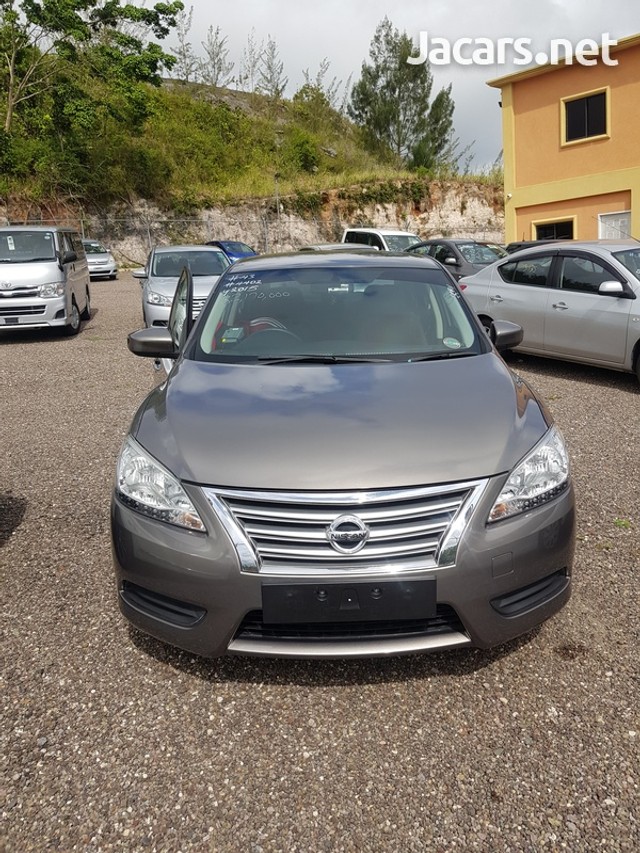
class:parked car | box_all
[505,239,567,253]
[82,239,118,280]
[205,240,257,263]
[342,227,421,251]
[460,240,640,382]
[0,225,91,336]
[133,245,230,327]
[406,239,507,280]
[112,251,575,659]
[298,243,380,253]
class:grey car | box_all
[406,239,506,280]
[133,245,230,327]
[112,252,575,659]
[460,241,640,382]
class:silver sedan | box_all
[460,241,640,382]
[133,245,230,327]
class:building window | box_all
[535,221,574,240]
[565,91,606,142]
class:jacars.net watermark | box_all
[407,33,619,68]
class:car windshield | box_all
[458,243,503,264]
[613,248,640,278]
[152,251,230,277]
[384,235,421,251]
[83,241,108,254]
[0,230,56,263]
[193,264,485,363]
[219,241,254,254]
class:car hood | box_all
[86,252,112,262]
[132,354,550,491]
[147,276,220,298]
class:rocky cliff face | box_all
[1,180,504,266]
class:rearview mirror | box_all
[128,327,178,359]
[491,320,524,351]
[598,281,625,296]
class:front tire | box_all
[81,288,91,320]
[62,300,81,336]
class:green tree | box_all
[0,0,183,133]
[348,17,455,166]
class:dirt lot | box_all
[1,273,639,851]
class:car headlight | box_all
[488,427,570,523]
[38,282,65,298]
[147,290,173,306]
[116,436,205,531]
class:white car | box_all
[82,239,118,280]
[460,240,640,382]
[342,227,421,252]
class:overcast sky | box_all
[178,0,640,168]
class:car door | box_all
[543,251,633,365]
[486,253,556,350]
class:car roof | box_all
[344,228,418,236]
[153,245,227,254]
[504,240,638,259]
[0,225,73,232]
[228,251,443,271]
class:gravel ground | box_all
[1,273,639,852]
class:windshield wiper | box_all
[408,352,475,362]
[256,354,394,364]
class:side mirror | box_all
[598,281,625,296]
[491,320,524,351]
[444,257,459,266]
[128,327,178,359]
[132,268,147,279]
[61,250,77,265]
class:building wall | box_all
[511,44,640,187]
[494,37,640,242]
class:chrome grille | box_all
[192,297,207,318]
[203,482,487,576]
[0,287,39,299]
[0,304,45,316]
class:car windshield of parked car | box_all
[0,230,56,262]
[384,235,421,251]
[458,243,503,265]
[193,264,485,363]
[83,240,108,254]
[152,251,230,278]
[613,248,640,278]
[219,241,255,255]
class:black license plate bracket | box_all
[262,578,437,624]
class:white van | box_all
[341,227,421,252]
[0,226,91,335]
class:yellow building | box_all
[489,34,640,243]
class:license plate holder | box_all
[262,579,437,624]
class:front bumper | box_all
[88,262,117,279]
[0,295,70,328]
[111,478,575,659]
[143,300,170,327]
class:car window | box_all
[344,232,368,245]
[193,265,486,363]
[384,235,420,251]
[498,256,554,286]
[430,244,452,263]
[613,248,640,278]
[409,245,431,256]
[0,230,56,262]
[558,255,618,294]
[83,241,108,254]
[458,243,501,265]
[152,252,229,277]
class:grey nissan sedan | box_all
[111,252,575,659]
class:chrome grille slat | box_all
[203,482,488,576]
